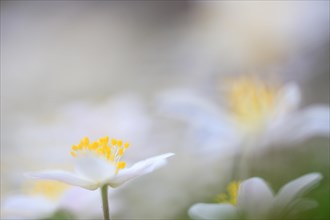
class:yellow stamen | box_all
[215,181,240,206]
[117,161,126,169]
[77,143,83,150]
[104,146,110,154]
[124,142,130,149]
[90,142,99,150]
[25,180,68,200]
[70,136,129,174]
[99,136,109,145]
[97,148,104,155]
[116,161,126,174]
[72,145,79,151]
[82,137,89,146]
[227,77,277,132]
[118,148,124,156]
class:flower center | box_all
[227,77,277,132]
[25,180,68,200]
[70,136,129,174]
[215,181,240,206]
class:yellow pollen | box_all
[82,137,89,146]
[116,161,126,174]
[227,77,277,132]
[118,148,124,156]
[104,146,110,154]
[70,151,77,157]
[25,180,68,200]
[78,142,84,149]
[90,142,99,150]
[215,181,240,206]
[117,161,126,169]
[99,136,109,145]
[70,136,130,174]
[124,142,130,149]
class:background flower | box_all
[1,180,120,220]
[158,77,329,155]
[189,173,322,220]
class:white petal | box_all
[266,105,330,146]
[74,155,116,183]
[274,83,301,118]
[274,173,322,214]
[26,170,99,190]
[237,177,274,219]
[108,153,174,188]
[286,198,318,218]
[1,195,56,219]
[188,203,238,220]
[158,89,240,153]
[287,106,330,141]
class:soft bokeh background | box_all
[1,1,329,219]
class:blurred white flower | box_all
[159,76,329,155]
[189,173,322,220]
[1,180,110,220]
[2,94,152,192]
[27,136,174,190]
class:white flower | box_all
[159,76,329,154]
[1,180,109,220]
[27,136,174,190]
[2,94,152,197]
[188,173,322,220]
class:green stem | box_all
[238,137,254,179]
[231,137,253,181]
[101,185,110,220]
[231,151,244,180]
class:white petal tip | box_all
[305,172,323,182]
[163,152,175,158]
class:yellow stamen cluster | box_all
[25,180,68,200]
[70,136,130,174]
[228,77,277,131]
[215,181,240,206]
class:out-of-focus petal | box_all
[188,203,238,220]
[1,195,56,220]
[289,106,330,140]
[26,170,98,190]
[274,83,301,119]
[158,89,241,154]
[285,198,318,218]
[267,105,329,145]
[108,153,174,188]
[274,173,322,214]
[237,177,274,219]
